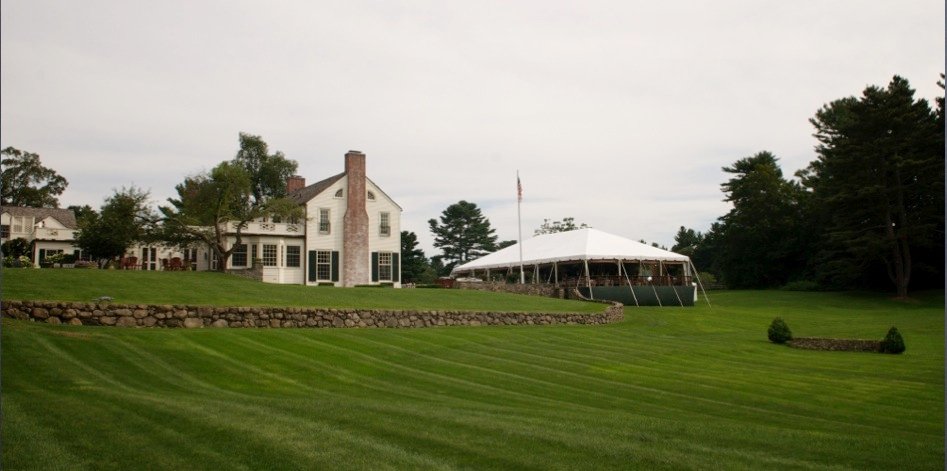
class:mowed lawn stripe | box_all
[2,286,943,469]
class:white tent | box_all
[451,228,708,307]
[451,228,690,274]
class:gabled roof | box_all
[287,172,402,210]
[451,228,690,274]
[367,177,403,211]
[1,206,78,229]
[287,172,345,204]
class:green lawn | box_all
[2,278,943,469]
[0,269,601,313]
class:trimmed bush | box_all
[881,327,906,354]
[768,317,793,344]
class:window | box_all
[334,189,343,198]
[184,248,198,268]
[367,191,376,201]
[378,252,392,281]
[251,244,258,262]
[262,244,277,266]
[0,224,8,239]
[319,208,330,234]
[39,248,64,262]
[285,246,301,267]
[231,244,247,267]
[316,250,332,280]
[379,212,391,236]
[11,216,33,234]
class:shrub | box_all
[698,272,717,285]
[74,260,97,269]
[1,238,32,258]
[881,327,906,354]
[5,255,35,268]
[767,317,793,344]
[781,280,820,291]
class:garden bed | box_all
[787,337,882,352]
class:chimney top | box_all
[286,175,306,193]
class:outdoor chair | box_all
[169,257,183,271]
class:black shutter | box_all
[308,251,317,282]
[392,253,400,282]
[331,251,339,282]
[371,252,379,282]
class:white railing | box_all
[33,227,78,241]
[229,221,304,236]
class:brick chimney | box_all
[286,175,306,193]
[342,150,369,286]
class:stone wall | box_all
[455,281,566,298]
[1,300,624,329]
[226,260,263,281]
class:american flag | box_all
[517,175,523,202]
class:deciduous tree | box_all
[534,217,589,235]
[158,134,302,271]
[76,187,155,267]
[1,147,68,207]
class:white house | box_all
[0,206,81,264]
[127,150,403,287]
[5,150,403,287]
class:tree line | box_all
[672,76,944,297]
[3,75,942,297]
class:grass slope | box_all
[0,269,601,313]
[2,286,944,469]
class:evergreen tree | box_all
[671,226,703,257]
[716,151,808,288]
[400,231,431,283]
[802,76,944,296]
[428,200,498,272]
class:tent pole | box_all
[649,274,663,307]
[670,277,685,308]
[584,258,594,300]
[554,262,558,285]
[689,260,712,308]
[620,259,639,307]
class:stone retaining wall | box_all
[455,281,565,298]
[1,300,624,329]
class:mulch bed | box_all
[787,337,882,352]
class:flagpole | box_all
[517,170,524,284]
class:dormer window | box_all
[367,191,376,201]
[334,189,343,198]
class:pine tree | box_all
[428,200,498,272]
[803,76,944,297]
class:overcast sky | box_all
[2,1,943,255]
